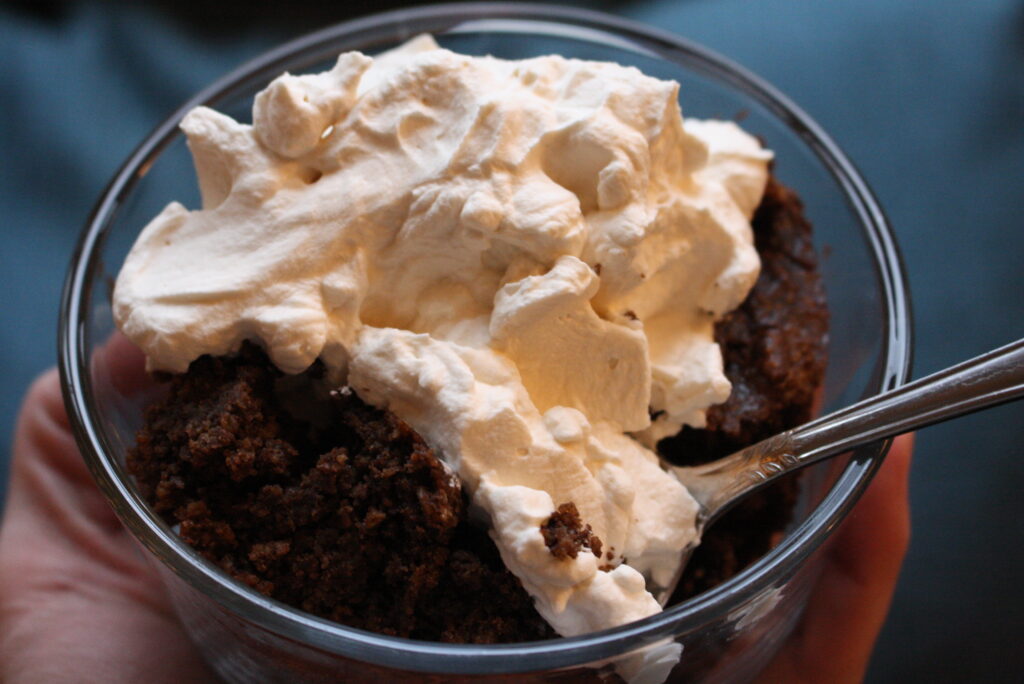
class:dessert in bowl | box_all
[59,5,910,682]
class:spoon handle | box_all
[674,338,1024,518]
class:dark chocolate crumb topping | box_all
[541,502,603,561]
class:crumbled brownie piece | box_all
[128,343,554,642]
[541,503,603,560]
[424,523,554,643]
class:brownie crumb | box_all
[541,503,603,560]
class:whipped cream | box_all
[114,36,770,645]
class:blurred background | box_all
[1,0,1021,681]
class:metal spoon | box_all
[654,337,1024,605]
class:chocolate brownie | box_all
[128,344,554,642]
[127,174,827,641]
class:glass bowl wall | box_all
[59,4,911,682]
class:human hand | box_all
[755,433,913,683]
[0,367,218,683]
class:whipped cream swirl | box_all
[114,36,771,645]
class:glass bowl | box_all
[58,3,911,682]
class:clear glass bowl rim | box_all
[57,2,913,675]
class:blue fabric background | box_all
[1,1,1022,680]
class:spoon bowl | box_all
[654,337,1024,605]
